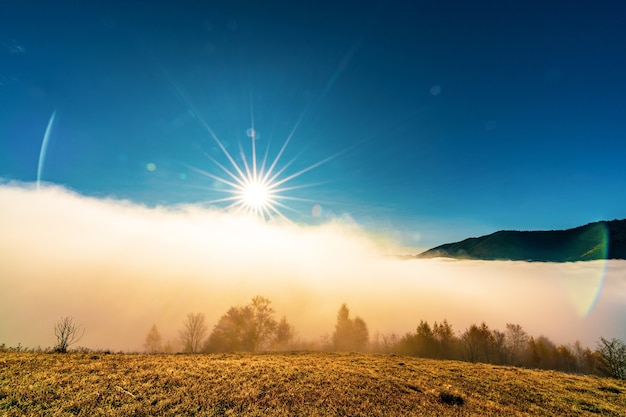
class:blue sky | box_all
[2,1,626,248]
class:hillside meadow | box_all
[1,351,624,416]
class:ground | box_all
[1,351,624,416]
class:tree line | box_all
[6,296,621,380]
[145,296,295,354]
[381,320,626,379]
[143,297,370,355]
[142,295,625,379]
[371,320,623,378]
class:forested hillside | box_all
[418,220,626,261]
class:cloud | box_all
[3,40,26,54]
[1,182,624,351]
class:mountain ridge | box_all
[416,219,626,262]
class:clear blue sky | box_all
[2,1,625,248]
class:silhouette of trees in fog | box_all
[332,303,369,352]
[28,302,625,379]
[376,319,626,378]
[462,322,499,363]
[162,301,623,378]
[505,323,529,366]
[179,313,208,353]
[370,332,401,354]
[203,296,294,353]
[273,316,295,351]
[53,316,84,353]
[144,324,162,353]
[396,319,456,360]
[143,325,175,354]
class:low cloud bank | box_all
[1,182,624,351]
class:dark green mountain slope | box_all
[417,220,626,262]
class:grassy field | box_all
[1,351,624,416]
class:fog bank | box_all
[1,182,624,351]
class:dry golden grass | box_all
[1,351,624,416]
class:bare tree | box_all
[573,340,596,375]
[371,332,400,354]
[461,322,495,363]
[250,296,278,351]
[491,329,508,365]
[505,323,529,366]
[144,324,163,353]
[179,313,208,353]
[54,316,84,353]
[596,337,626,379]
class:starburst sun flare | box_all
[240,179,272,211]
[168,80,345,221]
[184,111,337,222]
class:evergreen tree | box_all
[353,317,369,351]
[332,303,369,352]
[333,303,354,351]
[272,316,294,351]
[144,324,163,353]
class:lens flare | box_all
[37,110,57,191]
[561,222,610,317]
[205,123,344,221]
[170,83,345,221]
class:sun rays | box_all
[175,91,338,221]
[158,43,365,222]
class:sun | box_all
[186,121,334,221]
[171,84,342,221]
[240,179,272,211]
